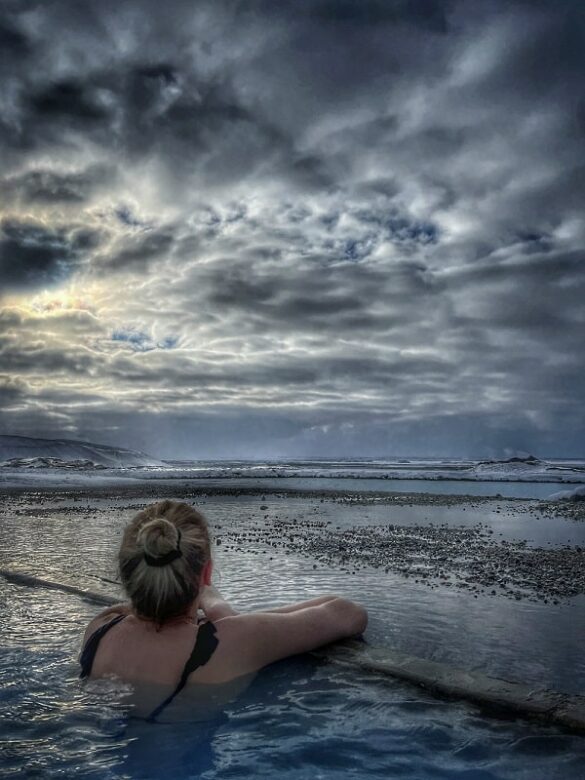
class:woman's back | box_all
[82,596,367,686]
[80,500,368,720]
[81,612,254,721]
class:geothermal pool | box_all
[1,487,584,778]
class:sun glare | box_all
[31,288,88,313]
[6,284,101,317]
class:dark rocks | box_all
[223,512,585,603]
[4,485,585,605]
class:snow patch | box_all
[547,486,585,502]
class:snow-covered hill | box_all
[0,435,161,468]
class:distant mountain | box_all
[0,435,162,468]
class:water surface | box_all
[1,490,584,779]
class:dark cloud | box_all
[0,18,30,57]
[29,79,112,122]
[0,374,27,405]
[473,4,585,106]
[1,163,113,204]
[308,0,449,27]
[0,339,96,375]
[0,218,101,291]
[0,0,583,456]
[188,252,443,340]
[93,227,175,272]
[114,205,149,228]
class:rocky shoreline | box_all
[2,485,584,605]
[230,515,585,603]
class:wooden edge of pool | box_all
[312,641,585,734]
[0,569,119,606]
[2,568,584,734]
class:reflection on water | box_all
[1,492,585,778]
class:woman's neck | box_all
[134,598,201,629]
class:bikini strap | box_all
[79,614,127,679]
[146,620,219,722]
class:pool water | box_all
[1,492,585,778]
[1,581,585,780]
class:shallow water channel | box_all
[176,476,581,499]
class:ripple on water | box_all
[2,493,585,779]
[2,627,585,779]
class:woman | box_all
[80,500,368,721]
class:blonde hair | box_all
[118,500,211,624]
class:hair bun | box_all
[137,517,181,559]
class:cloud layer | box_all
[1,0,583,457]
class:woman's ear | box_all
[201,559,213,586]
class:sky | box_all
[0,0,584,460]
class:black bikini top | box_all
[79,615,219,722]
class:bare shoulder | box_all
[210,598,367,677]
[81,604,132,647]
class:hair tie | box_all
[144,529,183,567]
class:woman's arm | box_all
[218,596,368,677]
[258,594,339,613]
[201,591,348,619]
